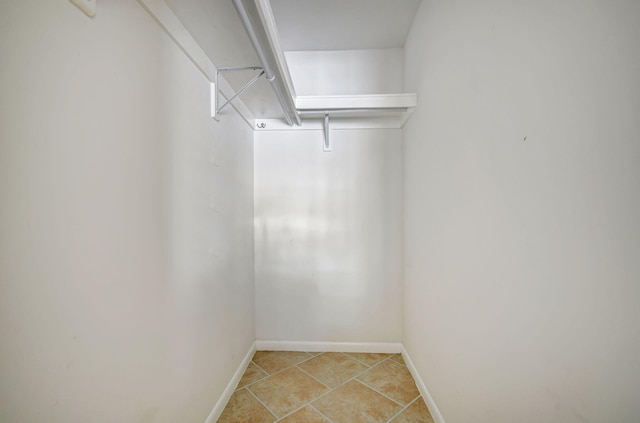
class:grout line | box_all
[269,401,339,423]
[384,394,422,423]
[295,365,332,390]
[265,360,335,423]
[247,353,331,422]
[368,358,419,402]
[300,355,395,408]
[296,351,320,366]
[309,404,337,423]
[271,399,337,423]
[272,402,313,422]
[243,387,279,420]
[236,361,270,391]
[251,360,270,375]
[342,351,394,368]
[339,351,373,368]
[355,377,406,408]
[351,357,420,408]
[387,356,410,369]
[237,351,421,423]
[389,354,408,367]
[252,352,317,379]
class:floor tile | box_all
[252,351,312,374]
[357,360,420,405]
[344,352,391,367]
[390,353,406,366]
[217,389,276,423]
[312,380,402,423]
[236,362,268,390]
[278,406,332,423]
[249,367,329,417]
[298,352,369,388]
[390,397,435,423]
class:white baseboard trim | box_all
[204,342,257,423]
[204,341,444,423]
[255,340,403,354]
[401,346,446,423]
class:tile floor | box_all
[218,351,435,423]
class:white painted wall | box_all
[254,129,403,342]
[286,49,404,96]
[0,1,254,422]
[402,1,640,422]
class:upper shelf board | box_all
[295,93,417,111]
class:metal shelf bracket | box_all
[211,66,264,119]
[323,113,331,152]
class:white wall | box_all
[0,1,254,422]
[403,1,640,422]
[286,49,404,95]
[254,129,403,343]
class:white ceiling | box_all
[165,0,421,119]
[270,0,421,51]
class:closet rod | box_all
[217,66,263,72]
[231,0,300,126]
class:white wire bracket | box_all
[211,66,264,119]
[323,113,331,152]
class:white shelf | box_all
[288,93,417,129]
[295,93,417,111]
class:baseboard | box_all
[204,341,257,423]
[204,341,444,423]
[401,346,446,423]
[255,340,403,353]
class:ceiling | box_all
[165,0,421,119]
[270,0,421,51]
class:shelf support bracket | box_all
[323,113,331,152]
[211,66,264,119]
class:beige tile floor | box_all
[218,351,435,423]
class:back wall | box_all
[254,129,403,343]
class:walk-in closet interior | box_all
[1,0,639,422]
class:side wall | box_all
[402,1,640,422]
[254,129,403,343]
[0,1,254,422]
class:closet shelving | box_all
[232,0,417,138]
[295,94,417,122]
[140,0,417,137]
